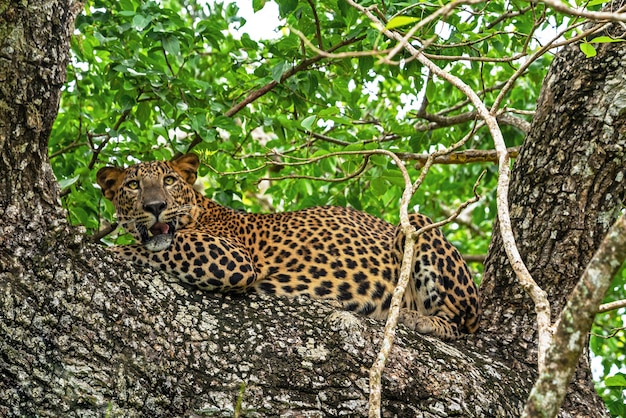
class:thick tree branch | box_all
[185,36,365,152]
[523,213,626,418]
[225,36,364,117]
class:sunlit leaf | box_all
[385,16,420,30]
[580,42,597,58]
[58,175,80,190]
[605,374,626,387]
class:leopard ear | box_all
[96,166,125,201]
[171,153,199,184]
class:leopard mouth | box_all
[150,222,173,237]
[139,221,176,243]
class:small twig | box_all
[288,27,390,58]
[92,222,118,242]
[597,298,626,313]
[487,4,535,29]
[590,325,626,339]
[423,51,528,62]
[464,254,487,263]
[306,0,324,49]
[414,109,530,133]
[49,140,88,159]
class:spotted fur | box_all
[97,153,481,339]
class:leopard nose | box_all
[144,201,167,217]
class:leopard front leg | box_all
[110,230,258,292]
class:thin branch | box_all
[366,150,423,418]
[349,0,551,375]
[225,35,366,118]
[597,298,626,313]
[414,109,531,133]
[288,27,390,59]
[367,122,482,418]
[49,140,88,159]
[423,51,528,62]
[464,254,487,263]
[92,222,118,243]
[368,171,484,418]
[306,0,324,49]
[591,325,626,339]
[397,146,520,168]
[487,4,535,29]
[530,0,626,21]
[257,155,370,183]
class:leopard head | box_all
[97,153,200,244]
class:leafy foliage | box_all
[49,0,624,415]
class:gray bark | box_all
[0,0,623,417]
[1,251,531,417]
[481,37,626,417]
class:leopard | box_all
[96,153,481,340]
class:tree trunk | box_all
[0,2,623,417]
[481,39,626,416]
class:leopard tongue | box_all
[150,222,170,236]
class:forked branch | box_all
[345,0,552,377]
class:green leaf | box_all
[162,35,180,57]
[385,16,420,30]
[252,0,266,12]
[58,175,80,190]
[136,101,152,126]
[590,36,624,44]
[212,115,241,134]
[605,374,626,387]
[132,14,152,31]
[587,0,610,6]
[301,115,317,131]
[579,42,596,58]
[371,177,387,195]
[277,0,298,16]
[425,81,437,102]
[370,154,387,167]
[271,61,288,83]
[118,0,135,12]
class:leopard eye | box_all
[164,176,176,186]
[126,180,139,190]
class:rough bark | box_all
[0,1,624,417]
[0,0,78,224]
[481,39,626,416]
[2,251,533,417]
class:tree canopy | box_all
[47,0,626,415]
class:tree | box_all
[1,0,625,416]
